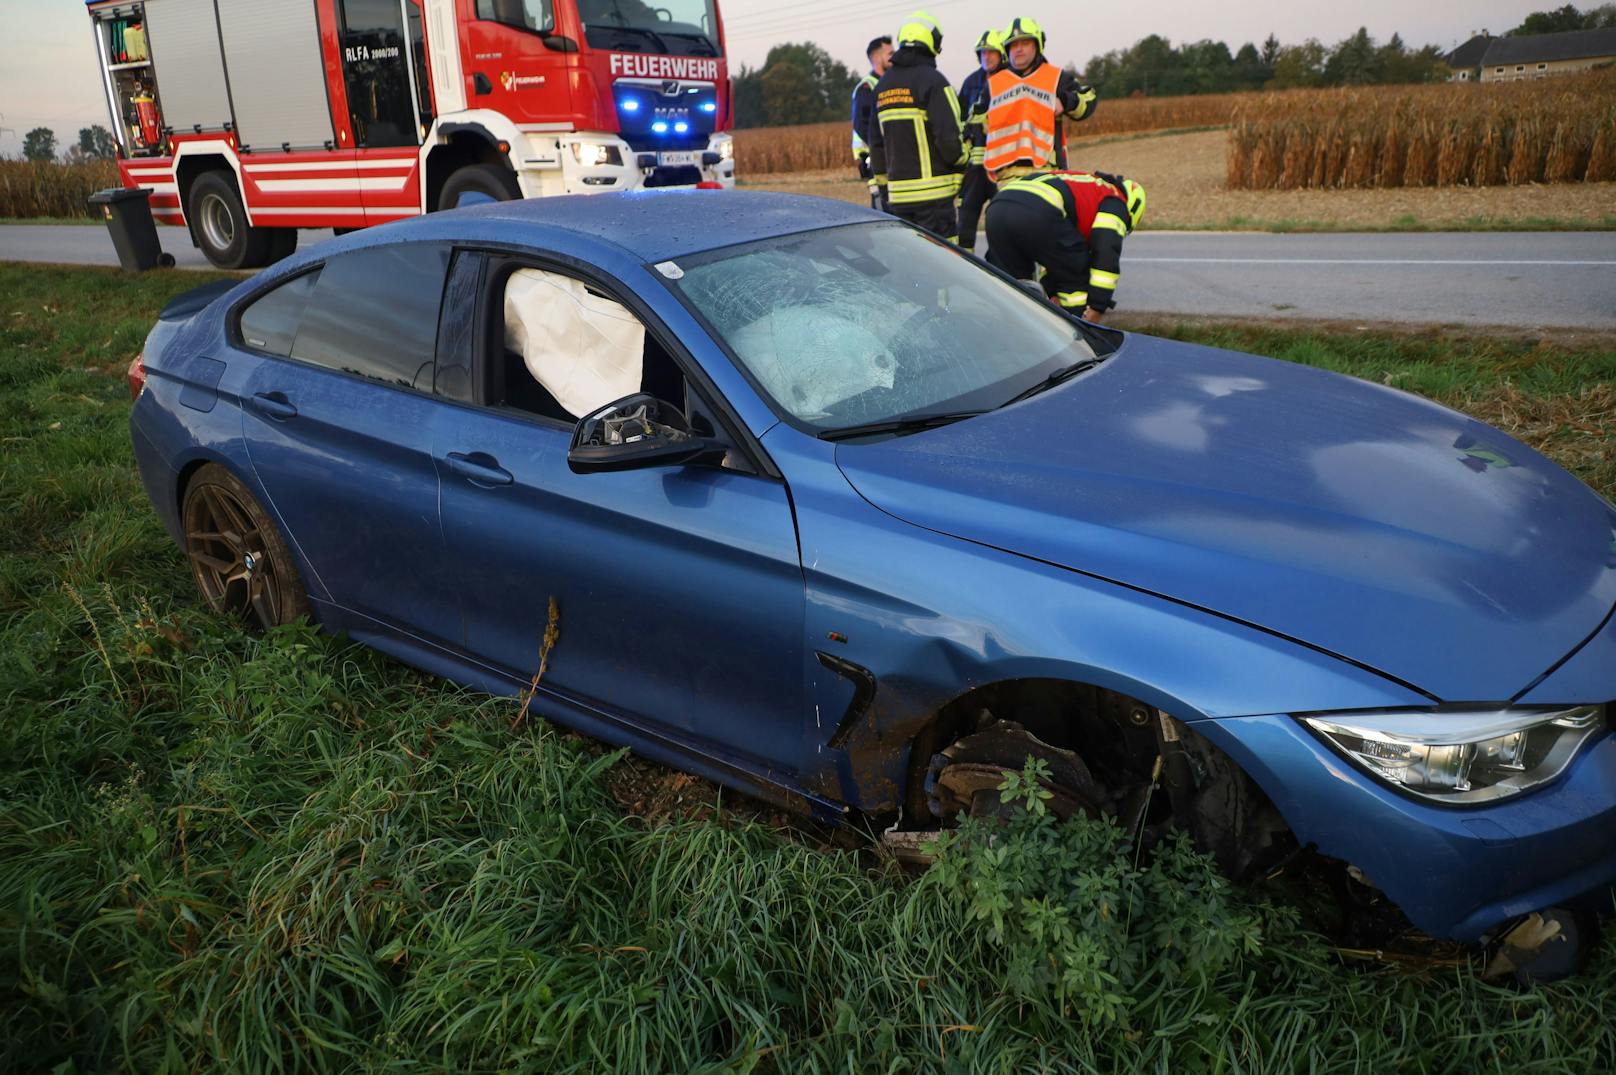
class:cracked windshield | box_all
[670,223,1097,431]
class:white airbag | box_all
[504,269,643,418]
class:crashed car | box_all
[129,191,1616,953]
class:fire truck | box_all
[85,0,735,269]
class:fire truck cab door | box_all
[336,0,434,221]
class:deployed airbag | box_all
[504,269,643,418]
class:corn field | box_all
[0,160,120,219]
[736,91,1247,174]
[1228,70,1616,189]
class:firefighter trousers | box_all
[892,197,958,243]
[955,165,995,251]
[984,193,1090,309]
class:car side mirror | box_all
[567,393,721,474]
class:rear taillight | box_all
[127,354,147,401]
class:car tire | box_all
[188,171,275,270]
[181,463,311,630]
[438,163,522,211]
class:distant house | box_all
[1477,27,1616,81]
[1445,33,1494,81]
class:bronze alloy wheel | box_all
[181,464,310,630]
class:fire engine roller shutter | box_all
[216,0,335,151]
[140,0,233,135]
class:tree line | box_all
[15,126,117,163]
[731,3,1616,128]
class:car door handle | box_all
[248,392,297,421]
[446,451,514,487]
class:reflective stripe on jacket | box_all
[984,63,1061,176]
[851,73,879,158]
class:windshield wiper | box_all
[999,357,1103,408]
[659,31,719,55]
[591,23,670,53]
[819,410,986,441]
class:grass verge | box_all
[3,262,1614,1072]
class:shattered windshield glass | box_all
[667,223,1097,431]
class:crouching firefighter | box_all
[869,11,968,241]
[985,171,1147,322]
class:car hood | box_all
[835,335,1616,703]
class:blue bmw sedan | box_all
[128,191,1616,950]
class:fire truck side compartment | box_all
[216,0,335,151]
[139,0,232,135]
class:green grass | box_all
[3,262,1615,1072]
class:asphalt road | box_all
[4,224,1614,329]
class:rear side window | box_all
[291,243,451,390]
[238,269,322,356]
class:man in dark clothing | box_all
[851,35,894,210]
[868,11,967,241]
[955,29,1004,250]
[985,170,1147,322]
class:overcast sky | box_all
[1,0,1542,157]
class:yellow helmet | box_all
[975,29,1005,58]
[897,10,943,55]
[1122,178,1147,231]
[1002,16,1046,53]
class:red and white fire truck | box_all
[85,1,735,268]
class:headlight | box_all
[572,143,621,167]
[1302,705,1604,805]
[716,138,734,161]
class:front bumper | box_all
[539,133,735,194]
[1198,713,1616,940]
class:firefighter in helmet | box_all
[983,18,1097,183]
[985,170,1147,322]
[955,30,1005,251]
[852,35,895,210]
[867,11,968,241]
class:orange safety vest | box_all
[983,62,1061,179]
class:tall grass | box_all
[736,92,1245,173]
[1227,70,1616,189]
[0,159,120,219]
[2,264,1616,1072]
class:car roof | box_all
[373,190,885,263]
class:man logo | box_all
[662,80,681,97]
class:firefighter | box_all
[985,170,1147,322]
[852,35,895,210]
[868,11,967,241]
[955,30,1005,250]
[983,17,1098,183]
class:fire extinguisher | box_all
[133,84,161,148]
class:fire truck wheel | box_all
[189,171,275,270]
[438,164,522,211]
[268,229,299,263]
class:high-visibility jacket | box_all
[958,66,994,166]
[997,171,1130,310]
[850,73,878,162]
[867,47,966,207]
[984,57,1097,180]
